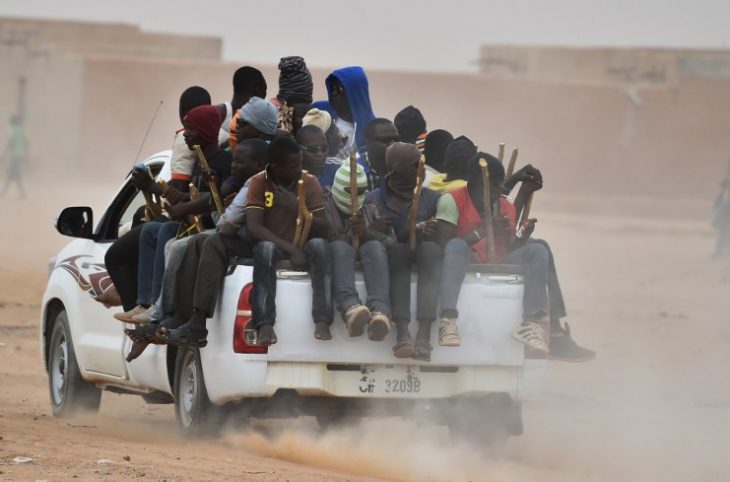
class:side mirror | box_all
[56,207,94,239]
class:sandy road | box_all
[1,181,729,481]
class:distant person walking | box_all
[1,115,28,198]
[713,176,730,257]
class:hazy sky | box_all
[3,0,730,71]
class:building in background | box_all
[0,17,221,176]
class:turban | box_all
[423,129,454,172]
[240,97,279,135]
[332,160,368,216]
[277,56,313,105]
[386,142,420,174]
[394,105,427,144]
[183,105,221,144]
[302,108,332,133]
[444,135,477,180]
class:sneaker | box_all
[511,321,548,352]
[438,318,461,346]
[113,305,147,324]
[367,312,391,341]
[344,304,370,337]
[548,323,596,362]
[131,306,155,324]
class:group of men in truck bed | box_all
[95,57,595,363]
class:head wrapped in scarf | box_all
[385,142,421,197]
[331,161,368,215]
[394,105,427,144]
[184,105,221,145]
[277,56,313,105]
[423,129,454,172]
[466,152,504,216]
[444,135,477,180]
[240,97,279,135]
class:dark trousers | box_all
[174,233,253,320]
[251,239,332,328]
[104,224,142,311]
[386,241,442,324]
[528,239,567,321]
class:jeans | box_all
[387,241,442,324]
[441,238,566,322]
[137,221,180,306]
[251,238,332,328]
[331,240,390,317]
[524,239,567,321]
[149,234,199,321]
[503,241,550,319]
[439,238,474,319]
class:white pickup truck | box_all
[41,151,545,446]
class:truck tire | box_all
[47,309,101,417]
[173,347,222,436]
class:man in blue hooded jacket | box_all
[312,66,375,160]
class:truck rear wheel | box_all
[173,347,222,436]
[47,309,101,417]
[445,396,520,457]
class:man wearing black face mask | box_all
[366,142,442,362]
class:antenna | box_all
[133,100,164,165]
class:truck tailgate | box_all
[262,271,525,367]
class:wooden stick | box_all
[192,144,224,215]
[516,192,535,239]
[141,167,163,221]
[498,143,505,163]
[506,148,519,179]
[479,158,497,261]
[349,154,360,250]
[407,155,426,250]
[292,178,305,247]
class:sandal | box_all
[258,323,277,346]
[392,337,414,358]
[159,324,208,348]
[511,321,549,353]
[411,340,432,362]
[124,319,178,345]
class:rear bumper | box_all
[265,362,529,399]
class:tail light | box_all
[233,283,267,354]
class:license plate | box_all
[358,365,422,395]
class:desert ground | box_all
[0,176,729,481]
